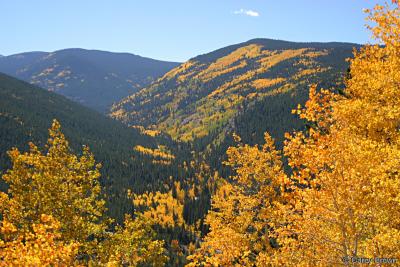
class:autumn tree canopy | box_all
[188,2,400,266]
[187,133,289,266]
[2,2,399,267]
[0,120,107,252]
[0,120,168,266]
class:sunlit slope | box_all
[111,39,357,142]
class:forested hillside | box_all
[187,3,400,265]
[2,1,400,266]
[111,39,357,150]
[0,72,190,220]
[0,72,218,265]
[0,49,179,112]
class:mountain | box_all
[0,49,179,112]
[0,72,187,219]
[111,38,359,150]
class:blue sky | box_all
[1,0,389,62]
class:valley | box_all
[1,3,399,263]
[0,39,357,265]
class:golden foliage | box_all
[0,120,107,250]
[130,125,161,136]
[293,67,330,79]
[161,47,330,141]
[133,190,185,228]
[281,5,400,263]
[187,133,289,266]
[111,38,336,142]
[162,60,204,82]
[252,78,286,89]
[0,214,79,267]
[0,120,169,266]
[97,215,168,266]
[134,145,175,164]
[197,44,262,81]
[143,129,161,137]
[258,48,307,69]
[189,3,400,266]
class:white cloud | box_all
[234,9,260,17]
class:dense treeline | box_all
[1,1,399,266]
[0,121,168,265]
[0,73,215,265]
[0,118,216,266]
[0,73,193,221]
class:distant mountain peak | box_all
[0,49,180,112]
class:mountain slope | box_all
[0,72,185,219]
[111,38,358,144]
[0,49,180,112]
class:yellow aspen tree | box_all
[133,190,185,228]
[0,214,79,266]
[189,2,400,266]
[0,120,170,266]
[280,3,400,265]
[187,133,289,266]
[0,119,107,254]
[97,215,168,266]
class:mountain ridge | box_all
[111,38,359,145]
[0,49,180,112]
[191,38,359,62]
